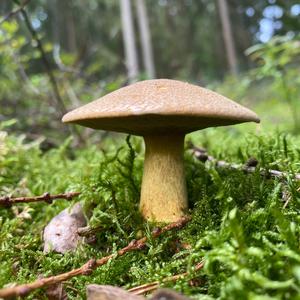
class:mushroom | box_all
[62,79,259,222]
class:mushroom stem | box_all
[140,134,188,222]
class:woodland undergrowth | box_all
[0,123,300,299]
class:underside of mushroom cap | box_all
[62,79,260,135]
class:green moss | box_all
[0,126,300,299]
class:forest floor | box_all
[0,90,300,299]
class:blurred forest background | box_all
[0,0,300,144]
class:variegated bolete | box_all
[62,79,260,222]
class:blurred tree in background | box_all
[0,0,299,141]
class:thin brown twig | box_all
[189,143,300,181]
[0,0,30,25]
[128,260,205,295]
[0,216,190,299]
[0,192,80,207]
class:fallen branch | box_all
[0,216,190,298]
[0,192,80,207]
[128,260,204,295]
[189,143,300,181]
[0,0,30,25]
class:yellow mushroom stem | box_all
[140,133,188,222]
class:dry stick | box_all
[128,260,205,295]
[190,144,300,181]
[0,216,190,299]
[0,192,80,207]
[0,0,30,25]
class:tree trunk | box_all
[135,0,156,78]
[65,2,77,53]
[49,0,60,45]
[120,0,139,82]
[217,0,238,75]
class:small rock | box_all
[43,202,86,253]
[86,285,144,300]
[150,288,191,300]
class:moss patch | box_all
[0,128,300,299]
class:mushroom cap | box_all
[62,79,260,135]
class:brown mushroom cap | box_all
[62,79,260,135]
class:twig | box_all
[0,0,30,25]
[189,143,300,181]
[0,192,80,207]
[0,216,190,298]
[128,260,204,295]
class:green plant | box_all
[0,123,300,298]
[246,35,300,133]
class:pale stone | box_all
[43,202,86,253]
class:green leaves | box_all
[246,35,300,133]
